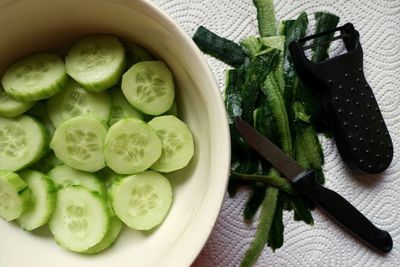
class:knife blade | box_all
[235,117,393,253]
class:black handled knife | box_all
[235,117,392,253]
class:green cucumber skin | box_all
[225,59,271,196]
[253,106,278,145]
[30,151,63,174]
[17,170,57,231]
[82,216,123,254]
[3,187,31,222]
[240,187,279,267]
[124,42,154,67]
[47,164,107,196]
[6,73,67,102]
[193,26,245,67]
[96,167,123,188]
[225,64,264,197]
[312,12,340,63]
[0,170,31,221]
[283,12,309,107]
[243,182,266,221]
[74,60,126,93]
[241,48,280,123]
[240,36,263,60]
[255,35,293,156]
[253,0,277,37]
[1,53,68,102]
[109,87,143,125]
[268,193,284,251]
[262,73,292,156]
[295,122,324,170]
[0,88,35,118]
[278,20,295,36]
[293,103,324,185]
[260,36,285,94]
[225,68,245,124]
[26,101,55,137]
[230,171,294,195]
[0,116,50,172]
[224,68,246,163]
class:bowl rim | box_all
[137,0,231,265]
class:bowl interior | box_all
[0,0,230,266]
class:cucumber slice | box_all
[0,115,49,171]
[148,115,194,173]
[65,35,126,92]
[49,185,110,252]
[47,79,111,128]
[96,167,123,188]
[83,216,122,254]
[31,151,63,173]
[109,87,143,125]
[104,118,162,174]
[124,42,153,66]
[143,101,179,122]
[110,171,172,230]
[47,164,106,195]
[0,170,31,221]
[17,170,56,230]
[26,101,55,137]
[0,85,35,117]
[1,53,67,101]
[121,61,175,115]
[50,116,107,172]
[164,101,178,117]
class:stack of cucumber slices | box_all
[0,34,195,254]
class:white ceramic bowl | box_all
[0,0,230,266]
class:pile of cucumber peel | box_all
[193,0,339,266]
[0,35,195,253]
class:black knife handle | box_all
[292,171,392,253]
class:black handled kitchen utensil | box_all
[288,23,393,174]
[235,117,393,253]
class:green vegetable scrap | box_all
[240,187,279,267]
[193,26,246,67]
[231,170,295,195]
[253,0,277,37]
[241,48,280,123]
[193,0,340,265]
[243,182,266,221]
[282,12,308,108]
[312,12,340,63]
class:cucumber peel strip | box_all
[230,170,295,195]
[240,186,279,267]
[253,0,277,37]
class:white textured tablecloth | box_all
[151,0,400,266]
